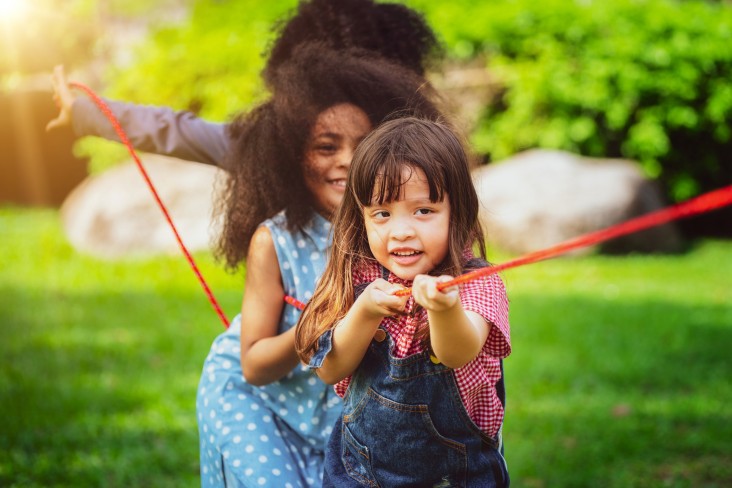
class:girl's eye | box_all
[316,144,337,152]
[415,208,433,215]
[374,210,390,219]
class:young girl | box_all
[295,117,511,487]
[197,47,442,487]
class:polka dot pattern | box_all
[196,212,341,487]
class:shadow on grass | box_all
[0,284,234,488]
[505,293,732,488]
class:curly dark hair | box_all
[217,44,444,270]
[262,0,440,83]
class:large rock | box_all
[61,155,225,258]
[472,149,683,255]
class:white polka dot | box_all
[251,403,260,411]
[222,427,231,435]
[294,276,300,285]
[245,445,255,453]
[278,394,286,402]
[223,403,232,412]
[215,421,222,429]
[245,468,254,476]
[273,448,282,455]
[283,261,291,270]
[299,423,308,431]
[208,374,215,382]
[285,464,293,471]
[257,478,267,486]
[222,360,232,369]
[310,251,320,260]
[292,250,299,258]
[278,236,286,246]
[297,405,304,414]
[203,425,208,433]
[247,423,256,431]
[279,408,288,416]
[301,265,309,274]
[263,415,272,423]
[206,365,215,373]
[304,291,313,299]
[235,413,244,421]
[297,239,306,248]
[222,450,230,459]
[233,435,242,444]
[308,377,317,385]
[311,417,320,425]
[232,459,241,467]
[209,410,216,419]
[260,434,269,442]
[259,455,268,463]
[272,468,281,476]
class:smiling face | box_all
[303,103,372,217]
[364,166,451,281]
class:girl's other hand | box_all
[412,274,459,312]
[359,278,408,319]
[46,65,76,132]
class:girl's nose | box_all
[339,147,355,168]
[390,218,415,240]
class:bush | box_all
[409,0,732,206]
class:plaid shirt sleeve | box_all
[333,259,382,398]
[459,272,511,358]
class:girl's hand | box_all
[358,278,408,319]
[46,65,76,131]
[412,274,459,312]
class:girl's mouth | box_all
[390,249,423,265]
[328,178,346,189]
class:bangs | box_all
[353,152,446,208]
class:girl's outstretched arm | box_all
[412,275,491,369]
[315,279,407,384]
[239,226,299,385]
[46,65,229,167]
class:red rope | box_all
[71,82,230,328]
[394,183,732,297]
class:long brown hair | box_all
[295,117,486,362]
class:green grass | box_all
[1,207,730,487]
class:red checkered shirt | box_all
[334,256,511,437]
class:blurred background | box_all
[1,0,730,486]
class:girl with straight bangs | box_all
[296,117,511,487]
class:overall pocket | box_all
[341,421,379,487]
[344,388,467,487]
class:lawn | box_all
[1,207,730,487]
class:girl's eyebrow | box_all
[312,132,342,139]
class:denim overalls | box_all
[309,265,509,487]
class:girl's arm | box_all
[239,226,299,386]
[412,275,490,369]
[47,65,230,168]
[316,279,407,384]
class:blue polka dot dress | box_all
[196,212,341,487]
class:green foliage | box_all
[408,0,732,202]
[2,207,731,486]
[77,0,298,171]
